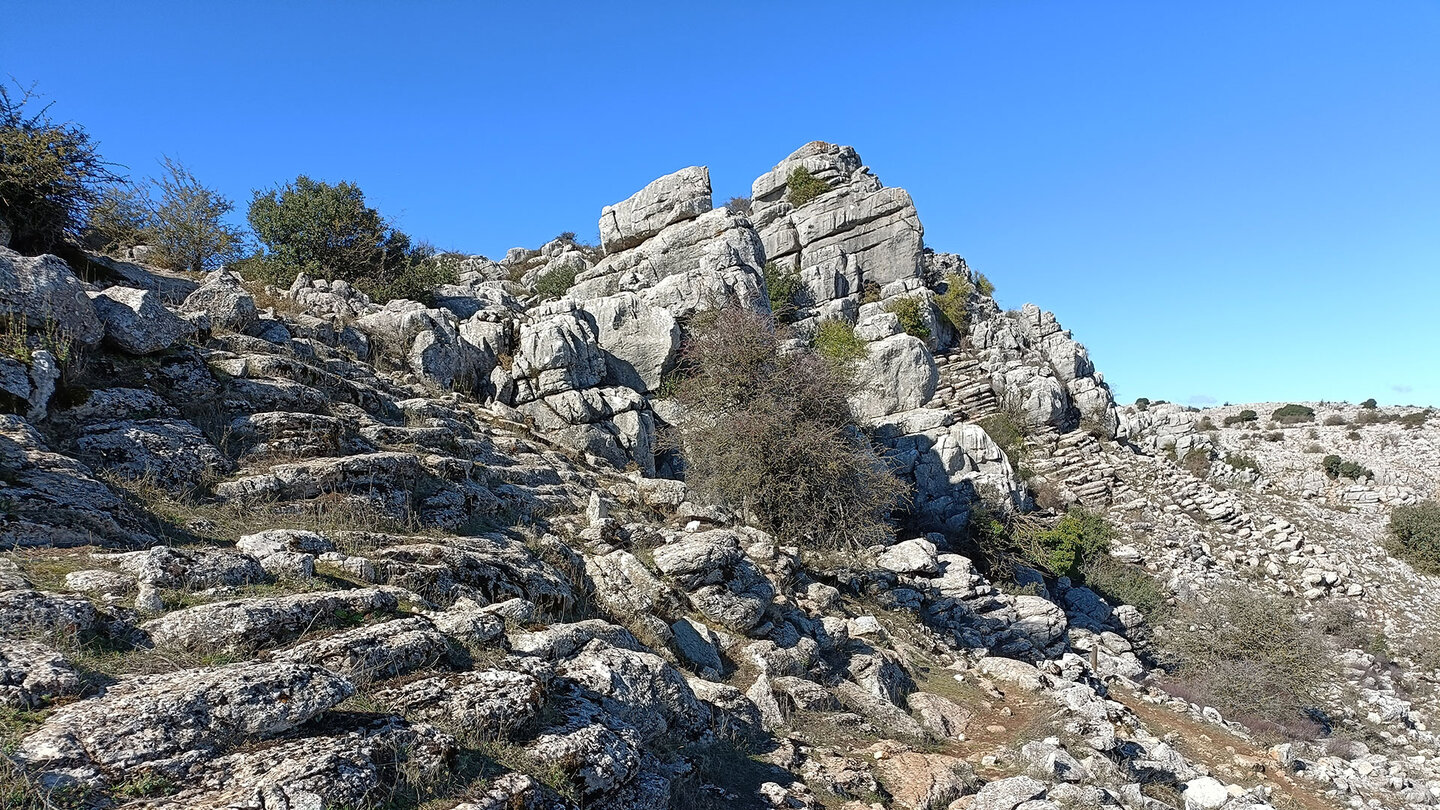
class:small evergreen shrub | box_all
[1271,404,1316,424]
[1387,501,1440,575]
[725,196,752,215]
[1361,398,1378,409]
[858,279,881,305]
[978,412,1028,466]
[1399,411,1429,429]
[534,263,579,300]
[885,296,930,340]
[1223,409,1258,427]
[1224,453,1261,473]
[1019,507,1115,579]
[1322,414,1347,426]
[933,273,972,334]
[1135,397,1151,411]
[785,166,830,208]
[975,273,996,297]
[1321,454,1372,480]
[1196,416,1217,431]
[763,261,804,324]
[812,319,867,363]
[1181,448,1212,478]
[1082,555,1167,619]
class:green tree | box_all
[247,175,413,282]
[149,157,246,272]
[1387,501,1440,574]
[0,82,121,254]
[87,182,153,253]
[785,166,830,208]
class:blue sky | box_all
[5,1,1438,406]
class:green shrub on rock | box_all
[812,319,867,363]
[0,82,122,254]
[534,263,579,301]
[885,296,930,340]
[933,273,972,335]
[1223,409,1259,427]
[1019,507,1115,579]
[1321,454,1372,481]
[763,261,803,324]
[785,166,830,208]
[1387,501,1440,575]
[1271,404,1316,424]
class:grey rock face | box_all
[181,270,257,332]
[126,719,455,810]
[0,589,98,638]
[599,166,712,254]
[0,247,104,345]
[652,530,775,631]
[512,309,605,403]
[851,333,938,422]
[588,550,676,618]
[0,641,81,709]
[89,286,195,354]
[14,661,353,784]
[576,292,680,394]
[110,545,266,589]
[971,775,1047,810]
[75,418,230,494]
[273,616,450,682]
[372,669,544,735]
[369,535,575,610]
[141,588,399,653]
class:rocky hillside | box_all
[0,141,1436,810]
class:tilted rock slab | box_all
[14,661,353,785]
[141,587,398,654]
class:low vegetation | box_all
[1162,585,1328,738]
[812,319,867,363]
[1321,454,1373,481]
[1180,448,1211,479]
[671,309,908,548]
[884,295,930,340]
[1016,507,1115,579]
[1222,409,1258,427]
[933,272,971,334]
[1386,501,1440,575]
[1270,404,1316,424]
[1223,453,1261,474]
[763,261,803,324]
[533,263,579,301]
[785,166,830,208]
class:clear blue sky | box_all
[6,1,1438,407]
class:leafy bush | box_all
[1321,454,1372,480]
[247,175,421,292]
[1163,585,1327,736]
[1195,416,1217,431]
[933,273,971,334]
[885,296,930,340]
[1361,398,1378,409]
[812,319,867,363]
[1181,448,1211,478]
[1223,453,1261,473]
[364,249,461,305]
[146,157,247,272]
[0,82,122,254]
[1018,507,1115,579]
[1223,409,1258,426]
[1271,404,1316,424]
[1134,397,1150,411]
[763,261,803,324]
[671,309,908,548]
[87,183,153,253]
[977,411,1028,467]
[1263,430,1284,442]
[785,166,830,208]
[1082,555,1167,619]
[1399,411,1429,429]
[1322,414,1347,426]
[975,273,995,297]
[859,280,881,305]
[534,263,579,301]
[1387,501,1440,575]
